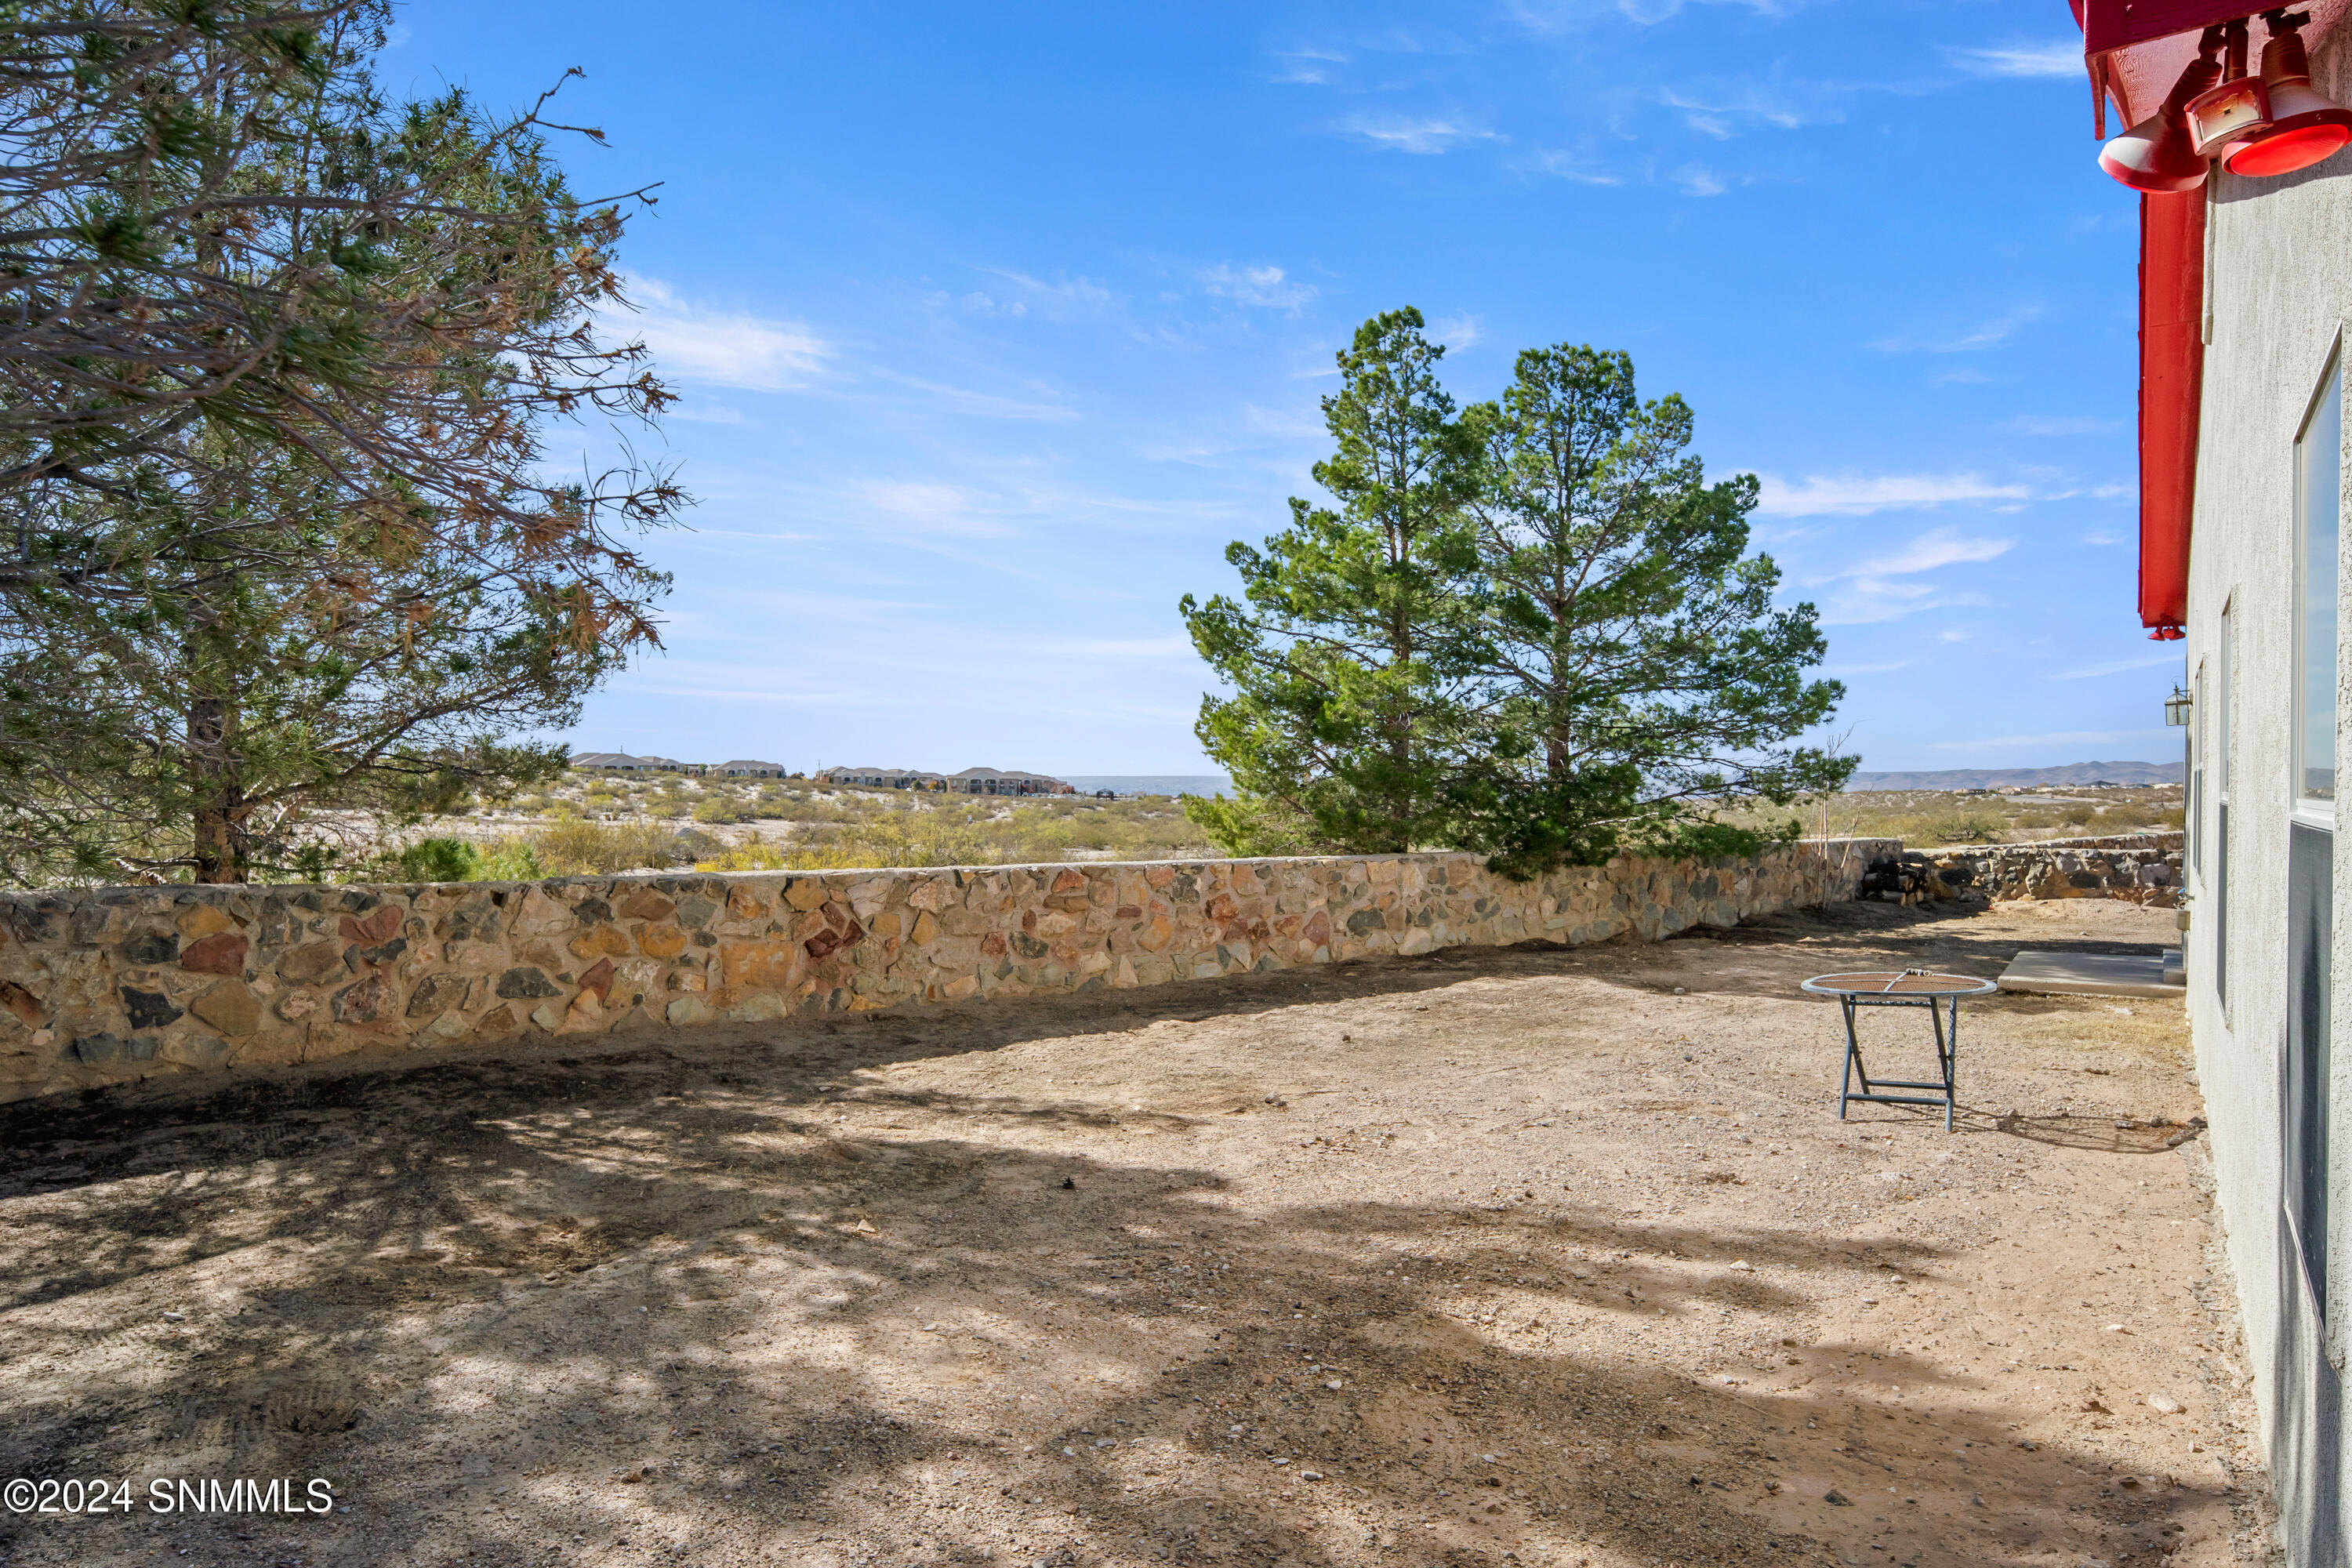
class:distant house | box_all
[819,765,947,790]
[815,764,1070,795]
[714,760,786,778]
[948,767,1071,797]
[570,752,690,774]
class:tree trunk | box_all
[189,692,244,884]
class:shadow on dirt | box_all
[0,996,2221,1568]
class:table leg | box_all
[1944,996,1964,1132]
[1839,995,1862,1120]
[1929,996,1954,1131]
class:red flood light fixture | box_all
[2187,22,2269,152]
[2100,27,2225,190]
[2221,10,2352,175]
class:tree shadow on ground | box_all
[0,1022,2228,1568]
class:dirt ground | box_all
[0,896,2276,1568]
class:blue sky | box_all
[389,0,2172,776]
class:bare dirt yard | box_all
[0,896,2271,1568]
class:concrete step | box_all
[1996,948,2187,999]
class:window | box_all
[2193,657,2207,880]
[2295,342,2342,815]
[2216,604,2233,1007]
[2286,343,2340,1321]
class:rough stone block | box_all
[405,972,471,1018]
[332,973,398,1024]
[120,931,178,967]
[277,942,344,985]
[618,890,676,921]
[122,988,182,1029]
[180,933,249,976]
[568,924,632,960]
[176,904,238,938]
[495,967,561,1000]
[189,980,263,1037]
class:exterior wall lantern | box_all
[2165,685,2195,726]
[2101,27,2226,191]
[2192,11,2352,176]
[2099,10,2352,191]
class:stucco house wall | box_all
[2191,29,2352,1558]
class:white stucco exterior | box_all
[2190,27,2352,1557]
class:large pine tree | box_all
[1179,309,1480,855]
[1450,344,1852,876]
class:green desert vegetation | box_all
[361,771,1224,881]
[1742,785,2186,848]
[360,769,2184,884]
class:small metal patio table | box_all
[1799,968,1997,1131]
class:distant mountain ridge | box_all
[1846,760,2183,791]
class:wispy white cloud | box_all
[1947,41,2082,78]
[974,268,1118,321]
[2002,414,2122,436]
[1335,114,1501,154]
[1670,162,1731,197]
[666,402,750,426]
[2081,530,2124,546]
[1431,313,1483,350]
[1755,473,2031,517]
[869,371,1080,423]
[1200,263,1317,310]
[1802,526,2015,625]
[1526,147,1624,185]
[2049,652,2190,680]
[1658,84,1814,139]
[1844,531,2016,576]
[959,291,1028,318]
[1870,306,2043,354]
[1270,46,1345,84]
[625,276,833,393]
[853,479,1011,539]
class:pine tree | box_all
[0,9,682,884]
[1449,344,1852,877]
[1179,309,1479,855]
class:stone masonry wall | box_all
[0,839,1894,1106]
[1923,831,2185,908]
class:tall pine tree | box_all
[1179,309,1479,855]
[1449,344,1852,877]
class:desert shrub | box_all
[692,796,750,825]
[697,814,998,872]
[697,834,788,872]
[473,838,546,880]
[2060,804,2097,826]
[532,819,693,876]
[394,837,483,883]
[1918,811,2006,846]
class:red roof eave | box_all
[2073,1,2348,131]
[2065,3,2345,636]
[2138,191,2202,634]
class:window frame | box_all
[2292,333,2343,825]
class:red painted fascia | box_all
[2139,189,2204,636]
[2071,1,2347,131]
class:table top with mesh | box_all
[1800,969,1997,998]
